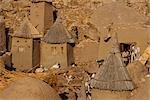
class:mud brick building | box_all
[11,17,42,71]
[41,19,75,68]
[30,0,54,36]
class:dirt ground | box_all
[91,90,131,100]
[1,60,150,100]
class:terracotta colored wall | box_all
[40,42,69,68]
[11,37,33,71]
[30,2,53,35]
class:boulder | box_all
[0,77,61,100]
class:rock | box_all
[0,58,7,76]
[67,92,77,100]
[1,52,12,68]
[35,68,44,73]
[51,63,60,69]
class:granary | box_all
[0,77,61,100]
[0,17,6,56]
[91,40,135,100]
[30,0,54,35]
[40,19,75,68]
[11,17,42,71]
[91,51,135,91]
[90,2,150,60]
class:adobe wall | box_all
[40,42,68,68]
[98,33,114,60]
[117,26,149,52]
[44,2,54,33]
[11,37,33,71]
[74,39,99,73]
[30,2,53,35]
[91,89,131,100]
[30,2,45,35]
[98,26,149,59]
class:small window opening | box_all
[52,47,57,55]
[18,46,25,52]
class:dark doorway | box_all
[5,28,12,52]
[119,43,131,52]
[119,43,132,66]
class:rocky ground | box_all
[0,60,91,99]
[1,59,150,100]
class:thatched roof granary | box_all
[0,77,61,100]
[91,50,135,91]
[11,17,41,71]
[43,19,74,44]
[40,19,75,68]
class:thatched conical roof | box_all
[43,19,75,44]
[0,77,61,100]
[12,17,42,38]
[91,51,135,91]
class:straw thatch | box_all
[43,19,75,44]
[91,52,135,91]
[12,17,42,38]
[0,77,61,100]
